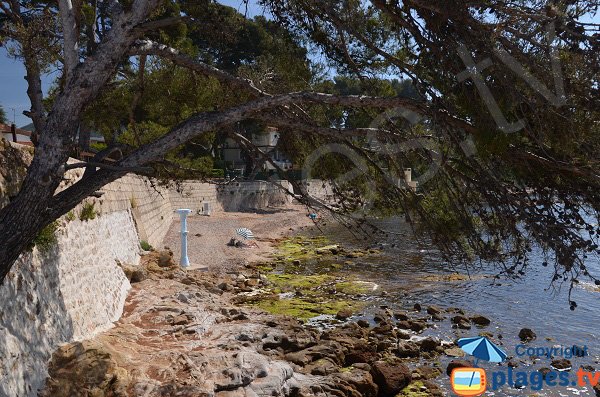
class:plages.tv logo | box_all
[450,336,508,396]
[451,367,487,396]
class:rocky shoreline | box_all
[40,240,600,397]
[37,246,473,397]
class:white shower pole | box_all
[176,209,192,269]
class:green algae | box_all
[255,297,360,321]
[272,235,332,263]
[244,235,380,321]
[266,273,336,291]
[335,280,377,295]
[398,381,430,397]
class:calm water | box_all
[314,217,600,396]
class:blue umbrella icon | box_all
[457,336,507,366]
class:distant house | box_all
[19,123,105,149]
[1,123,33,146]
[222,127,293,175]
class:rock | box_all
[373,312,388,322]
[158,250,175,267]
[370,361,411,396]
[336,309,353,320]
[413,303,422,311]
[518,328,537,341]
[397,330,411,340]
[217,282,234,291]
[551,359,572,371]
[444,347,465,358]
[345,341,378,365]
[284,341,345,367]
[329,368,379,397]
[130,268,147,283]
[451,315,472,330]
[352,363,372,371]
[409,320,427,333]
[316,245,340,255]
[446,360,473,376]
[372,322,393,335]
[120,264,147,283]
[305,358,339,376]
[177,293,190,303]
[293,259,301,265]
[357,319,370,328]
[414,366,442,380]
[426,306,442,315]
[171,315,189,326]
[244,278,259,288]
[470,315,491,326]
[594,383,600,397]
[451,315,469,324]
[431,313,445,321]
[40,341,130,397]
[394,311,409,321]
[396,320,411,330]
[419,338,440,352]
[396,341,420,358]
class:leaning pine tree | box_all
[0,0,598,301]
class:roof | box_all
[0,123,32,137]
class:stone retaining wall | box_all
[0,211,138,397]
[0,140,302,396]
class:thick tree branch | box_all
[58,0,80,79]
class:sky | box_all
[0,2,597,128]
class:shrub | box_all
[89,142,108,152]
[140,240,153,251]
[211,169,225,178]
[65,211,76,222]
[33,221,59,252]
[79,201,97,221]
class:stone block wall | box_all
[217,180,294,211]
[0,211,139,397]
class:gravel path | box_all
[163,205,313,271]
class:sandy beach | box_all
[163,204,314,271]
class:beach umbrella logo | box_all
[457,336,507,365]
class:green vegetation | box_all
[89,142,107,152]
[140,240,152,251]
[265,273,336,294]
[272,236,331,263]
[255,297,360,321]
[0,104,7,124]
[335,280,376,295]
[65,211,76,222]
[79,202,98,221]
[32,221,59,252]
